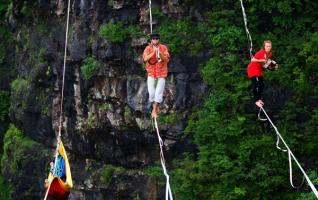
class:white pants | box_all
[147,77,165,103]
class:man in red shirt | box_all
[143,33,170,118]
[247,40,277,108]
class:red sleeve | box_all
[253,50,265,59]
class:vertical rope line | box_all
[239,0,253,58]
[58,0,71,139]
[149,0,153,33]
[154,118,174,200]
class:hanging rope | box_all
[257,107,267,121]
[154,118,174,200]
[260,107,318,197]
[149,0,153,33]
[43,1,71,199]
[239,0,253,59]
[58,0,71,140]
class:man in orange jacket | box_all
[143,33,170,118]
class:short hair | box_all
[263,40,272,48]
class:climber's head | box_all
[150,33,160,45]
[263,40,272,53]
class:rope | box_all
[149,0,153,33]
[58,0,71,139]
[239,0,253,59]
[260,107,318,197]
[154,117,174,200]
[43,1,71,199]
[257,108,267,121]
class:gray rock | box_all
[131,37,148,47]
[69,32,87,61]
[126,76,148,112]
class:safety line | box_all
[261,107,318,198]
[239,0,253,59]
[154,117,174,200]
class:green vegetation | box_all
[145,164,165,186]
[127,25,143,38]
[157,18,204,55]
[157,113,177,124]
[98,102,113,111]
[101,165,124,185]
[0,1,12,64]
[10,78,29,93]
[81,56,102,80]
[1,125,37,175]
[99,22,127,43]
[0,176,10,200]
[86,111,94,129]
[98,22,143,43]
[124,105,132,119]
[145,165,162,178]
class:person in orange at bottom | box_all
[143,33,170,118]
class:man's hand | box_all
[153,46,159,54]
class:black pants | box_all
[250,76,264,102]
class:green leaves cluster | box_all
[81,56,102,80]
[157,19,204,54]
[1,124,37,174]
[10,78,29,93]
[101,164,124,185]
[98,22,143,43]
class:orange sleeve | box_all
[143,46,151,61]
[162,45,170,63]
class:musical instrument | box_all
[263,59,278,70]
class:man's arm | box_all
[159,46,170,62]
[143,46,155,62]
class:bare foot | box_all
[255,100,264,108]
[151,109,158,118]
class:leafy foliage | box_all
[10,78,28,93]
[101,165,124,185]
[1,124,38,175]
[0,176,10,200]
[98,21,143,43]
[99,22,127,43]
[81,56,102,80]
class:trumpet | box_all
[156,49,162,63]
[153,44,162,63]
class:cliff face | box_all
[3,0,207,199]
